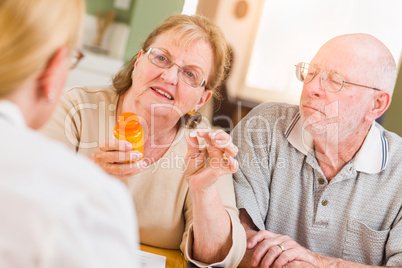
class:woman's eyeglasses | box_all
[146,47,206,88]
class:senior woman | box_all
[42,14,246,267]
[0,0,140,267]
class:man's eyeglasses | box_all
[70,50,84,69]
[295,62,381,93]
[146,47,206,88]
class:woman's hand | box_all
[89,139,147,180]
[184,128,239,191]
[184,129,238,263]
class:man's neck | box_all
[312,124,371,181]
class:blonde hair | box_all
[113,14,231,99]
[0,0,84,97]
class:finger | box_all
[104,160,147,177]
[260,244,284,268]
[228,155,239,173]
[209,129,233,148]
[205,130,238,159]
[107,150,143,163]
[273,245,317,268]
[93,149,143,164]
[251,240,280,268]
[247,230,275,248]
[204,146,237,175]
[283,261,315,268]
[196,129,225,148]
[186,131,202,156]
[99,139,132,152]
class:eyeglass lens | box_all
[320,71,344,92]
[147,48,205,88]
[296,62,344,92]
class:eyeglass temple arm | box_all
[344,81,381,91]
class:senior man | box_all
[232,33,402,267]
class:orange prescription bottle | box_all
[113,112,143,160]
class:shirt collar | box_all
[285,111,388,174]
[0,100,27,129]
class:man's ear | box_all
[195,89,213,111]
[37,46,69,100]
[366,91,391,122]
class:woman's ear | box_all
[195,89,213,111]
[37,46,69,100]
[134,49,144,68]
[365,91,391,122]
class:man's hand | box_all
[239,209,320,268]
[247,230,319,268]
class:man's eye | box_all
[305,72,314,79]
[330,79,342,86]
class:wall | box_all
[124,0,184,61]
[383,62,402,136]
[86,0,133,23]
[85,0,184,62]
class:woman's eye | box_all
[184,69,197,80]
[157,55,167,62]
[186,71,194,78]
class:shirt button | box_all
[322,200,328,206]
[318,178,325,185]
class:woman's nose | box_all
[161,64,179,85]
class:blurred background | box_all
[68,0,402,136]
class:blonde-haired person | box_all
[42,14,246,267]
[0,0,140,267]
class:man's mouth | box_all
[151,87,173,100]
[303,105,326,116]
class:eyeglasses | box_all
[295,62,381,93]
[146,47,206,88]
[70,49,84,69]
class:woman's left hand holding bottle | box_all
[89,139,147,180]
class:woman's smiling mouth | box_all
[151,87,173,100]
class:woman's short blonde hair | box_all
[0,0,84,97]
[113,14,231,100]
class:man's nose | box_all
[304,72,326,98]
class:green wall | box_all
[85,0,133,24]
[124,0,185,61]
[85,0,185,62]
[383,64,402,136]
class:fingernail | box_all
[189,130,197,137]
[130,151,141,160]
[125,143,132,149]
[135,160,147,169]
